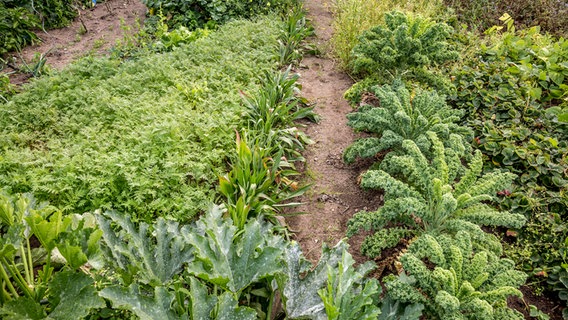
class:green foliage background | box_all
[0,18,282,222]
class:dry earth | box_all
[285,0,382,265]
[5,0,146,85]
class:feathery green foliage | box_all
[347,133,526,258]
[330,0,445,68]
[385,233,527,320]
[349,11,458,91]
[343,80,471,163]
[0,19,283,222]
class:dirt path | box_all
[286,0,382,263]
[5,0,146,85]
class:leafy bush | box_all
[449,16,568,295]
[347,132,526,258]
[343,80,471,164]
[0,19,283,222]
[330,0,445,68]
[143,0,298,29]
[0,5,40,55]
[1,0,79,55]
[385,233,527,319]
[0,192,104,318]
[349,11,458,91]
[96,205,396,319]
[444,0,568,37]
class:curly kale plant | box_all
[349,11,458,91]
[347,132,526,258]
[343,80,471,164]
[385,233,527,320]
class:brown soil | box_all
[284,0,382,264]
[4,0,146,85]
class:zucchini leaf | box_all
[185,206,283,294]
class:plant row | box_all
[337,8,567,319]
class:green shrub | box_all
[1,0,79,55]
[347,132,526,258]
[330,0,445,68]
[444,0,568,37]
[385,233,527,319]
[143,0,298,29]
[349,11,458,92]
[0,5,40,55]
[0,19,283,222]
[343,80,471,164]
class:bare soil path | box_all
[286,0,382,263]
[5,0,146,85]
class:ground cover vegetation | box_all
[333,0,568,317]
[1,0,567,318]
[0,18,284,223]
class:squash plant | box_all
[0,192,104,319]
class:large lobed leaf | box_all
[185,206,283,294]
[96,210,194,286]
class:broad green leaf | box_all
[47,270,105,320]
[278,241,349,320]
[96,211,194,285]
[186,207,283,294]
[189,277,217,320]
[213,293,257,320]
[99,284,176,320]
[0,297,46,320]
[378,296,423,320]
[26,211,71,251]
[318,249,381,320]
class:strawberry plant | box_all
[449,16,568,299]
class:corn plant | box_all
[243,67,317,162]
[219,134,308,230]
[279,5,315,66]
